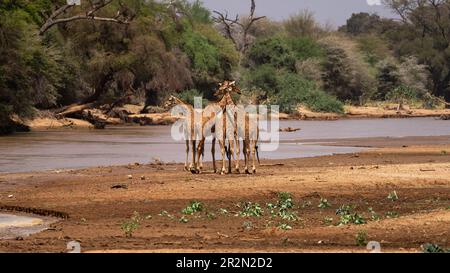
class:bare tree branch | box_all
[213,0,266,54]
[39,0,135,35]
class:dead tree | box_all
[39,0,135,35]
[213,0,266,54]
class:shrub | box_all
[121,211,143,237]
[356,230,368,246]
[375,60,401,100]
[246,36,296,71]
[182,201,204,215]
[288,36,324,61]
[239,202,263,217]
[274,73,344,113]
[177,89,208,106]
[295,58,324,87]
[320,35,376,104]
[283,10,322,39]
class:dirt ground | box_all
[0,143,449,253]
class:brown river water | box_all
[1,118,450,173]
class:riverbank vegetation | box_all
[1,0,450,133]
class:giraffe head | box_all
[215,80,241,98]
[163,95,180,110]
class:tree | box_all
[383,0,450,103]
[213,0,266,55]
[375,60,401,100]
[39,0,135,35]
[339,12,382,35]
[283,10,322,39]
[246,36,296,71]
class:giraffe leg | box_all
[212,137,217,173]
[244,140,250,174]
[196,138,204,174]
[190,140,197,174]
[235,139,240,173]
[251,141,257,174]
[219,140,227,175]
[184,140,189,172]
[227,140,233,174]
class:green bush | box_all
[274,73,344,113]
[182,30,220,73]
[177,89,208,106]
[288,36,324,61]
[242,65,279,98]
[246,37,296,71]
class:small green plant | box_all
[121,211,143,238]
[300,200,312,208]
[421,243,450,253]
[387,191,399,201]
[206,212,217,220]
[239,202,263,217]
[385,211,400,218]
[368,207,380,221]
[356,230,368,246]
[158,210,174,219]
[277,223,292,230]
[179,216,189,223]
[318,197,331,209]
[242,221,254,230]
[266,203,277,217]
[278,210,298,222]
[218,208,229,215]
[336,205,366,225]
[182,201,204,215]
[277,192,294,210]
[323,216,334,225]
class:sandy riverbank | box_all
[0,140,449,253]
[18,104,450,131]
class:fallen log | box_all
[56,103,96,117]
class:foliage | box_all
[340,12,382,36]
[121,211,143,237]
[356,34,390,66]
[288,36,324,61]
[274,73,344,113]
[182,200,204,215]
[283,10,322,39]
[177,89,208,106]
[375,60,401,100]
[356,230,368,246]
[336,204,366,225]
[238,202,263,217]
[318,197,331,209]
[421,243,450,253]
[246,36,296,71]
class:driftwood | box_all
[279,127,301,133]
[56,103,96,117]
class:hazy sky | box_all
[198,0,396,27]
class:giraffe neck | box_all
[174,96,193,110]
[218,92,236,109]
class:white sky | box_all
[197,0,395,27]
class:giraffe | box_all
[214,82,260,174]
[241,109,260,174]
[163,95,200,173]
[196,80,241,174]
